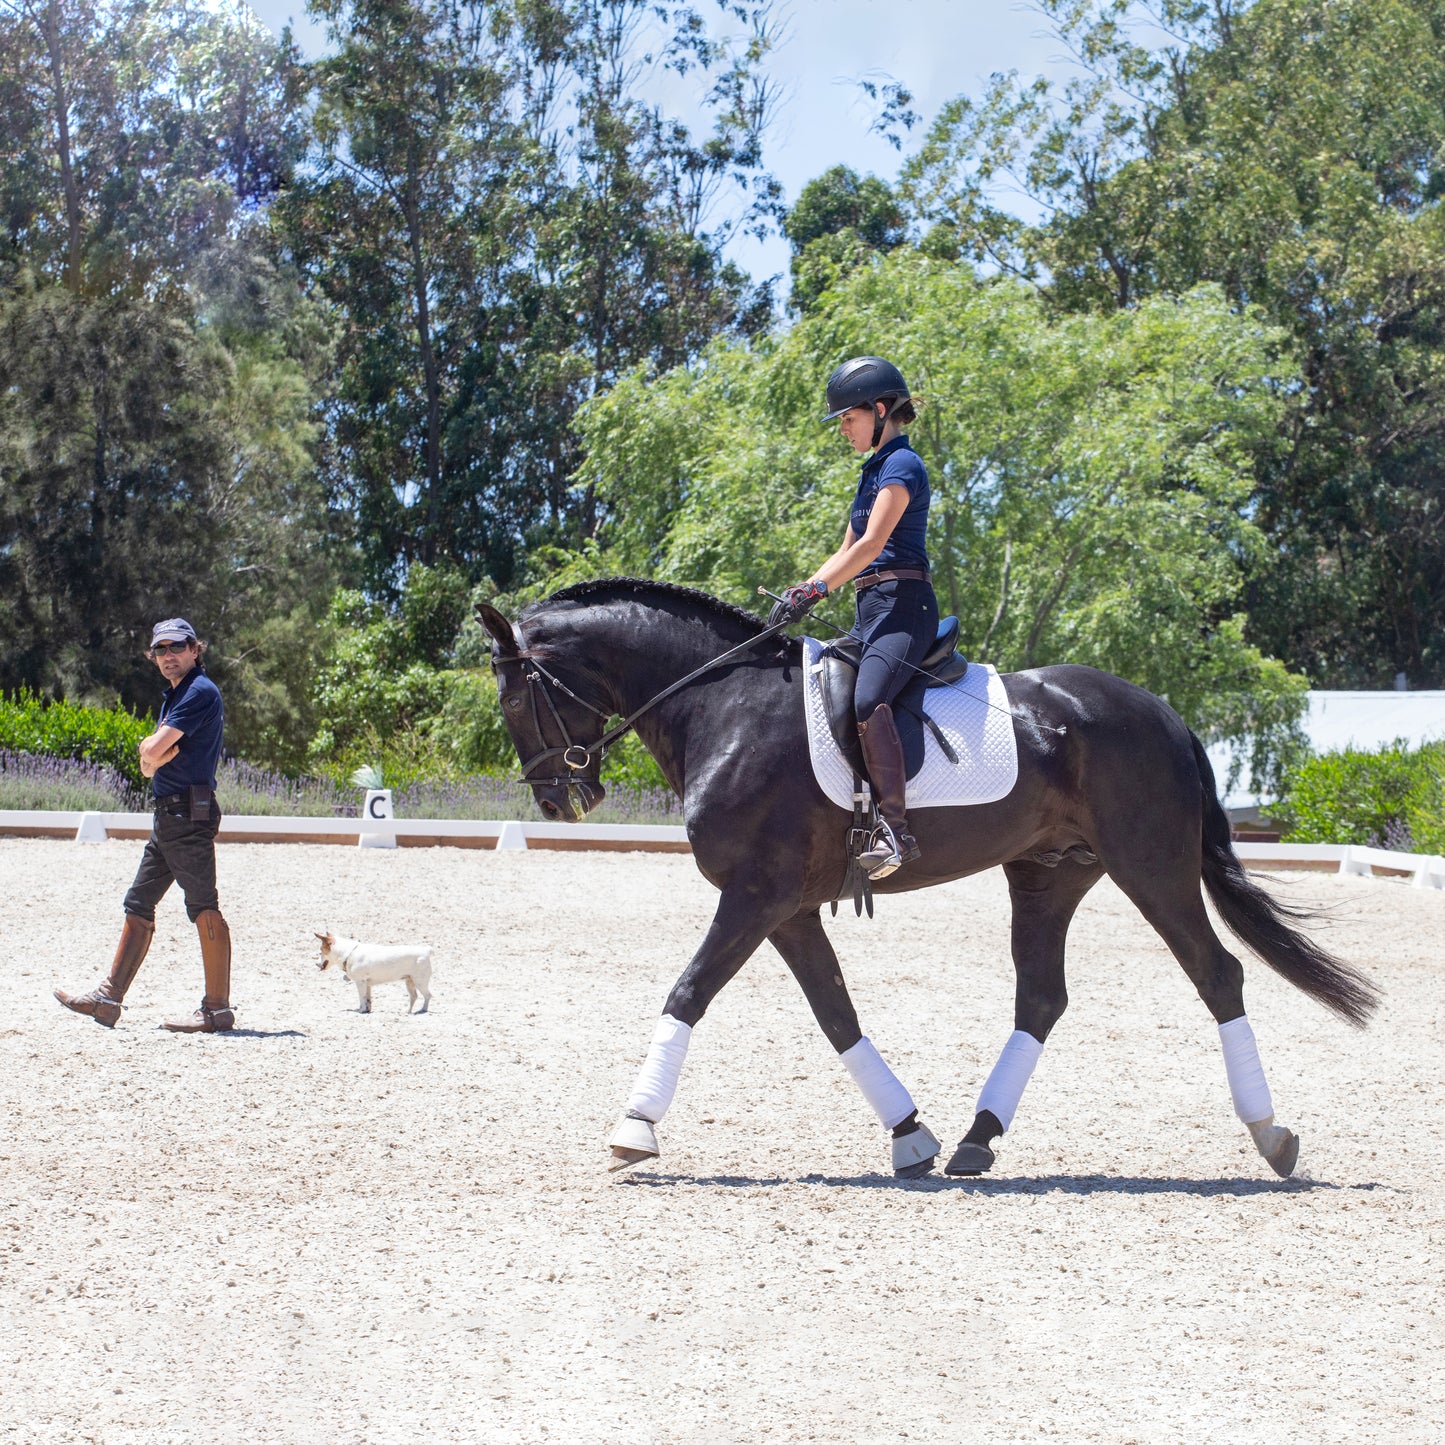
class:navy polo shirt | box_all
[850,435,931,574]
[151,666,224,798]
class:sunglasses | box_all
[150,640,193,657]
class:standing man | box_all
[54,618,235,1032]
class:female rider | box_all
[769,356,938,879]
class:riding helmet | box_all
[822,356,910,421]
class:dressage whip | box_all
[756,586,1068,736]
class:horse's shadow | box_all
[158,1027,308,1040]
[619,1172,1391,1196]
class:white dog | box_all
[315,931,433,1014]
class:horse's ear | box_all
[476,602,520,656]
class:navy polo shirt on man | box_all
[151,666,224,797]
[849,434,931,574]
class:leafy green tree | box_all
[0,257,338,769]
[307,563,484,768]
[0,1,335,769]
[784,165,906,313]
[280,0,781,594]
[0,0,305,295]
[564,250,1308,768]
[900,0,1445,689]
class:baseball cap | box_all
[150,618,198,646]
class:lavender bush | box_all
[0,750,145,812]
[216,759,353,817]
[388,774,683,825]
[1,749,683,827]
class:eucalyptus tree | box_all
[0,0,335,767]
[282,0,781,592]
[783,164,906,314]
[899,0,1445,688]
[0,0,305,294]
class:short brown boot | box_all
[856,703,921,880]
[162,910,235,1033]
[55,915,155,1028]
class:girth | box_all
[815,616,969,776]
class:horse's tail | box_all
[1190,731,1381,1028]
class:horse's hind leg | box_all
[945,859,1102,1176]
[1105,859,1300,1179]
[769,910,940,1178]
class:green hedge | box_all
[0,692,151,788]
[1274,740,1445,853]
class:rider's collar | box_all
[862,434,912,473]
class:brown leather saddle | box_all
[815,616,969,778]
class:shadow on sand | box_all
[155,1026,309,1040]
[617,1171,1395,1197]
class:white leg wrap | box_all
[1218,1015,1274,1124]
[625,1014,692,1122]
[839,1037,915,1130]
[975,1030,1045,1133]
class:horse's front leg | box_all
[608,881,797,1172]
[769,909,940,1178]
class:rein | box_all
[494,616,795,790]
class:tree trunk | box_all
[403,166,443,565]
[37,0,84,291]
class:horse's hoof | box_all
[892,1121,940,1178]
[1247,1116,1299,1179]
[1260,1121,1306,1179]
[1263,1128,1299,1179]
[607,1113,658,1172]
[944,1140,996,1176]
[608,1146,657,1173]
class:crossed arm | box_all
[138,724,184,779]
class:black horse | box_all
[478,579,1379,1180]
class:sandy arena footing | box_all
[0,836,1440,1442]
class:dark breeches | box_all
[123,807,222,923]
[851,578,938,721]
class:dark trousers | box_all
[123,805,222,923]
[852,577,939,773]
[852,577,940,719]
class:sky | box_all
[242,0,1072,287]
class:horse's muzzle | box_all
[536,778,605,823]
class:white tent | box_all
[1206,690,1445,816]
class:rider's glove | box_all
[767,578,828,628]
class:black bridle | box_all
[491,616,794,804]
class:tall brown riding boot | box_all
[54,915,155,1028]
[162,910,235,1033]
[856,703,921,880]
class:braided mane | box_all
[530,577,771,635]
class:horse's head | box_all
[477,602,608,823]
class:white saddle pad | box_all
[802,636,1020,811]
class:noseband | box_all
[492,647,613,794]
[491,615,795,802]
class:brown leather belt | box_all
[854,568,931,591]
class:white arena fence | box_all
[0,809,1442,886]
[0,809,690,854]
